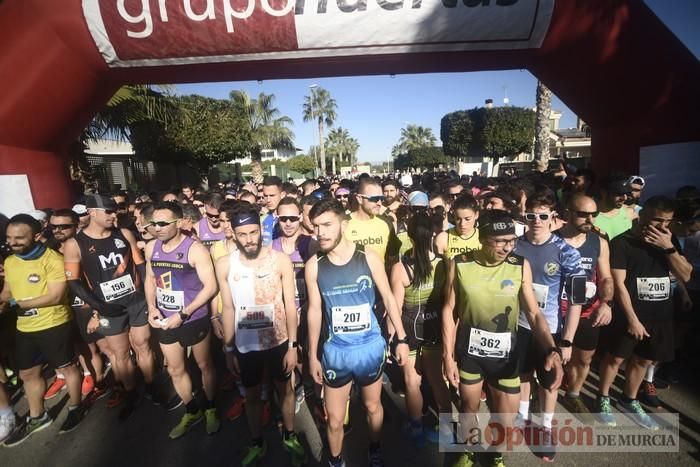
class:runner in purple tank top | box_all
[144,202,220,439]
[194,193,226,249]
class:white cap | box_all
[72,204,87,216]
[27,210,47,222]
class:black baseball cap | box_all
[86,194,118,210]
[603,179,632,195]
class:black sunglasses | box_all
[336,194,349,199]
[359,195,385,203]
[278,216,300,223]
[205,212,220,219]
[574,211,599,218]
[50,223,75,230]
[150,219,179,228]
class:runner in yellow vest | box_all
[435,194,481,259]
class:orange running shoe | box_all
[44,377,66,400]
[226,396,246,421]
[81,375,95,397]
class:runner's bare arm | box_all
[366,247,407,341]
[142,241,159,316]
[278,252,298,344]
[0,277,10,312]
[441,259,458,359]
[304,257,322,360]
[184,241,219,317]
[121,228,146,280]
[215,256,235,346]
[434,231,447,256]
[597,237,614,301]
[390,259,409,314]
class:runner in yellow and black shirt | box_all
[1,214,87,446]
[435,194,481,259]
[442,210,563,467]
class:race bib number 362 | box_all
[467,328,511,359]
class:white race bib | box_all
[332,303,372,335]
[237,304,274,330]
[99,275,135,302]
[637,277,670,301]
[468,328,511,359]
[532,283,549,311]
[156,288,185,313]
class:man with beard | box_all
[334,187,351,213]
[625,175,646,219]
[1,215,87,445]
[381,179,401,225]
[215,203,306,467]
[594,176,635,240]
[306,199,410,467]
[557,194,614,421]
[194,192,226,249]
[144,202,220,439]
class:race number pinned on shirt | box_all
[99,275,135,302]
[531,283,549,311]
[238,304,274,330]
[468,328,511,359]
[637,277,670,301]
[156,288,184,313]
[332,303,371,334]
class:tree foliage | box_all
[302,86,337,175]
[392,124,437,157]
[394,146,448,170]
[440,111,472,157]
[130,94,252,174]
[440,106,535,160]
[287,155,317,175]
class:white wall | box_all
[639,142,700,201]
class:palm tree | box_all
[392,124,437,157]
[231,90,295,183]
[302,86,337,176]
[534,80,552,172]
[325,127,360,174]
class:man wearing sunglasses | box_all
[63,195,157,420]
[443,210,564,467]
[513,192,585,462]
[194,192,226,250]
[557,195,614,422]
[334,187,351,211]
[112,192,134,231]
[144,202,220,439]
[345,178,401,267]
[594,176,634,241]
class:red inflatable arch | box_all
[1,0,698,208]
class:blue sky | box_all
[175,0,699,164]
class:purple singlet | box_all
[151,236,207,322]
[197,218,226,249]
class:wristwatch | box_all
[547,346,563,359]
[558,339,573,348]
[178,311,190,322]
[663,247,677,255]
[396,336,409,345]
[288,341,298,349]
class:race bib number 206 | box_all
[637,277,670,301]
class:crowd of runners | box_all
[0,165,698,467]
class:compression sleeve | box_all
[67,280,125,317]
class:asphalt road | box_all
[1,359,699,467]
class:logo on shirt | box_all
[176,252,184,260]
[325,370,336,381]
[27,273,40,283]
[114,238,126,249]
[356,275,373,293]
[544,262,560,276]
[99,252,124,270]
[500,279,515,294]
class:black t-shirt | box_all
[610,231,678,323]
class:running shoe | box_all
[204,407,220,435]
[241,441,267,466]
[81,375,95,397]
[403,422,426,449]
[91,381,112,400]
[59,405,88,434]
[638,381,662,409]
[368,447,384,467]
[283,432,308,467]
[560,394,595,424]
[617,398,659,430]
[106,386,125,408]
[452,451,476,467]
[226,396,246,421]
[513,413,531,429]
[44,377,66,400]
[597,396,617,427]
[169,411,203,439]
[165,394,183,412]
[0,412,16,444]
[540,427,556,462]
[3,412,52,447]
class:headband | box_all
[232,213,260,228]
